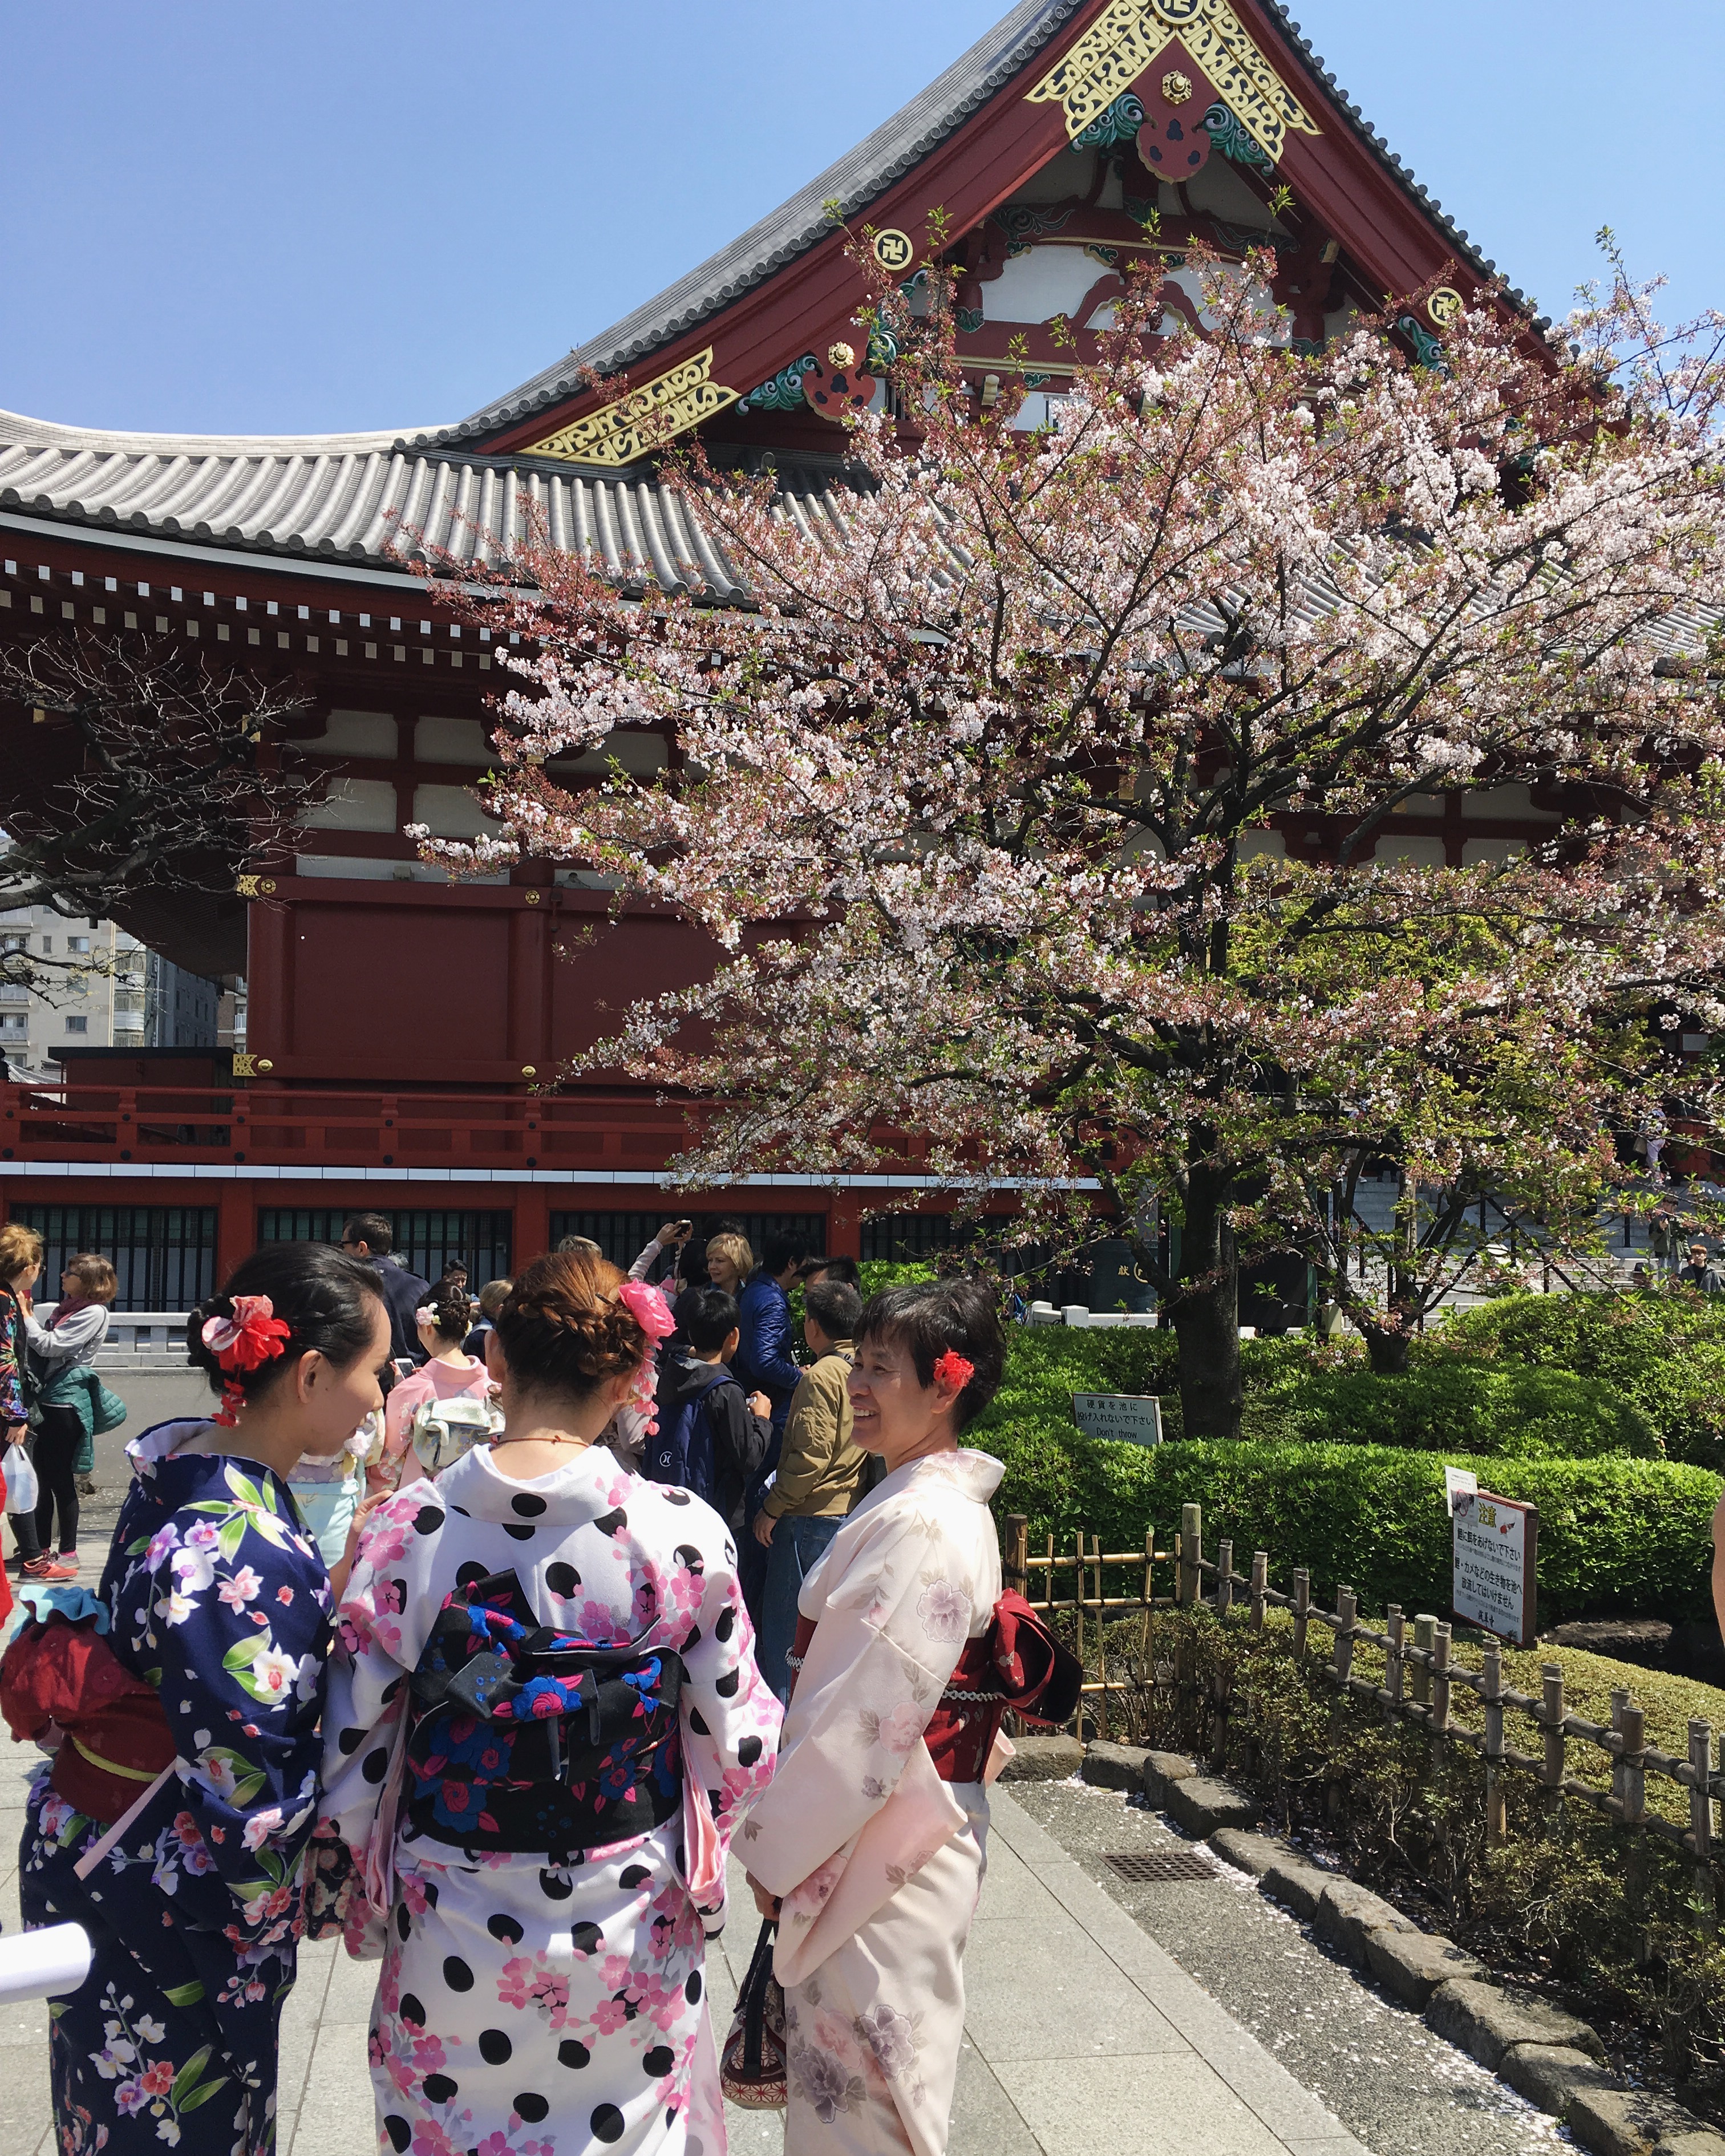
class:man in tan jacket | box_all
[752,1276,865,1703]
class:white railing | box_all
[36,1306,189,1365]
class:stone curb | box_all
[1087,1740,1725,2156]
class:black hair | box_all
[802,1254,861,1291]
[855,1278,1005,1430]
[342,1210,394,1255]
[762,1230,811,1276]
[422,1287,473,1343]
[681,1286,740,1355]
[804,1278,862,1340]
[188,1243,387,1410]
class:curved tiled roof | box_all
[0,407,861,599]
[435,0,1542,455]
[435,0,1084,449]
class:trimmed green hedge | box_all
[980,1425,1719,1624]
[1425,1292,1725,1470]
[1245,1358,1660,1458]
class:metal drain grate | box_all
[1104,1849,1218,1883]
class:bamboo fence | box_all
[1001,1505,1721,1887]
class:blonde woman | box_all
[703,1232,753,1297]
[0,1221,43,1588]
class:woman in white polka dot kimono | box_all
[318,1249,783,2156]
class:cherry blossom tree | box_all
[412,237,1725,1436]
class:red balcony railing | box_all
[0,1081,695,1174]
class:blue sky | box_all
[3,1,1718,436]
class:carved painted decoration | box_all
[523,348,739,467]
[739,355,819,414]
[1133,40,1217,180]
[801,342,877,419]
[1026,0,1321,164]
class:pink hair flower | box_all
[617,1278,676,1342]
[414,1307,437,1326]
[201,1293,291,1428]
[933,1348,974,1393]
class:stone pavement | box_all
[0,1730,1370,2156]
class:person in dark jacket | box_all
[340,1212,431,1364]
[649,1287,772,1537]
[732,1231,808,1618]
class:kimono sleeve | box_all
[740,1501,979,1898]
[116,1472,330,1954]
[676,1533,783,1852]
[316,1486,426,1928]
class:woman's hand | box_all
[745,1871,781,1921]
[5,1424,25,1448]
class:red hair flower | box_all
[201,1294,292,1426]
[933,1349,974,1393]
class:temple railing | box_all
[0,1080,693,1173]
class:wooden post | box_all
[1431,1622,1452,1743]
[1044,1531,1055,1616]
[1691,1720,1716,1932]
[1180,1503,1202,1608]
[1092,1535,1108,1740]
[1333,1587,1356,1688]
[1412,1614,1436,1708]
[1250,1551,1268,1632]
[1005,1515,1029,1598]
[1619,1697,1646,1829]
[1542,1665,1566,1801]
[1074,1530,1086,1676]
[1481,1643,1506,1847]
[1292,1568,1310,1658]
[1386,1606,1404,1718]
[1217,1539,1234,1619]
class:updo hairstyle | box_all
[420,1287,473,1344]
[0,1223,43,1279]
[492,1250,651,1399]
[855,1278,1006,1430]
[188,1243,386,1411]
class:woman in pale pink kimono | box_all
[740,1279,1009,2156]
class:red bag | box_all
[1,1611,175,1824]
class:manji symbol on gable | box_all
[523,348,740,468]
[1026,0,1321,163]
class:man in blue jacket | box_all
[732,1230,809,1619]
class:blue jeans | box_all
[758,1513,844,1707]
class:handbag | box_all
[5,1443,37,1517]
[719,1919,787,2108]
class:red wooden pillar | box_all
[246,898,293,1064]
[513,1185,551,1272]
[216,1183,254,1284]
[828,1192,861,1261]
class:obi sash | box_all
[788,1587,1082,1784]
[1,1609,177,1825]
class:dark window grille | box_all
[860,1213,975,1262]
[13,1205,217,1312]
[549,1212,829,1274]
[259,1209,512,1286]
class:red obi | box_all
[790,1590,1082,1785]
[1,1612,176,1824]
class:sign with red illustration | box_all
[1451,1488,1539,1647]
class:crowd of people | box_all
[0,1210,1063,2156]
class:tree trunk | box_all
[1360,1322,1412,1375]
[1169,1169,1242,1440]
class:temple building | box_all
[0,0,1562,1298]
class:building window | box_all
[9,1205,218,1311]
[39,937,50,955]
[259,1209,513,1284]
[0,1015,25,1037]
[64,1016,87,1034]
[1,936,24,955]
[68,937,90,954]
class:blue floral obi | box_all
[404,1568,685,1855]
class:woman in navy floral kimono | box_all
[19,1243,392,2156]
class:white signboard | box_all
[1452,1488,1538,1647]
[1443,1465,1479,1517]
[1072,1393,1163,1448]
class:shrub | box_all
[1099,1606,1725,2117]
[980,1425,1718,1624]
[1424,1291,1725,1469]
[1250,1357,1659,1459]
